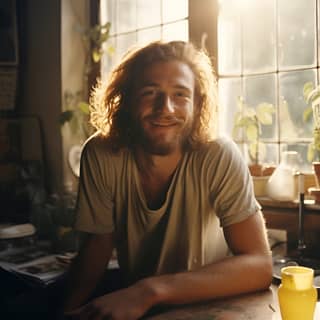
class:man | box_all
[64,40,272,319]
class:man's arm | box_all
[63,232,115,312]
[69,212,272,319]
[145,211,272,305]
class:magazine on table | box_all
[0,244,119,286]
[0,245,75,286]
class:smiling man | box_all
[63,41,272,320]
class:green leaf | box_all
[92,48,101,63]
[303,82,314,101]
[249,142,266,163]
[237,117,255,128]
[303,107,313,123]
[100,32,110,43]
[308,91,320,106]
[101,22,111,32]
[107,46,115,56]
[256,103,275,125]
[246,124,258,141]
[78,101,90,114]
[307,143,315,162]
[311,95,320,108]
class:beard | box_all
[131,116,193,155]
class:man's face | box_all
[131,60,196,155]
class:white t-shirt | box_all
[75,136,261,284]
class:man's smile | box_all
[148,116,184,127]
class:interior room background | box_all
[1,0,317,197]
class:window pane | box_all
[279,69,316,140]
[117,0,137,33]
[113,33,137,67]
[162,0,188,23]
[261,144,278,165]
[236,143,278,165]
[280,143,312,172]
[242,0,276,74]
[278,0,316,69]
[243,74,277,139]
[137,0,161,28]
[218,77,241,137]
[218,4,241,75]
[101,0,117,34]
[101,36,117,78]
[137,27,161,46]
[162,21,188,42]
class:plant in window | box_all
[232,96,275,175]
[60,22,113,140]
[60,90,92,141]
[60,22,113,177]
[302,82,320,162]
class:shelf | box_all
[257,197,320,211]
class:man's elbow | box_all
[257,253,273,290]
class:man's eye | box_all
[140,89,156,97]
[175,91,189,98]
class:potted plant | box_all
[302,82,320,199]
[232,96,276,176]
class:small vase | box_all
[266,151,299,201]
[278,266,317,320]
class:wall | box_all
[61,0,88,192]
[16,0,89,194]
[17,0,62,194]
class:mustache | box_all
[145,114,184,124]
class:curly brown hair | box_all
[89,40,218,150]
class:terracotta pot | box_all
[249,163,263,176]
[313,162,320,188]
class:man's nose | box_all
[155,93,175,113]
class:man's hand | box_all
[65,282,155,320]
[63,233,115,312]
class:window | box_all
[218,0,317,172]
[100,0,189,77]
[99,0,317,172]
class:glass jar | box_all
[266,151,300,201]
[278,266,317,320]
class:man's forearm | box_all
[139,253,272,307]
[63,233,114,312]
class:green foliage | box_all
[61,21,113,142]
[232,96,275,163]
[75,22,113,64]
[302,82,320,162]
[60,90,92,140]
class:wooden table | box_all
[146,285,320,319]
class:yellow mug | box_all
[278,266,317,320]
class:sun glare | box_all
[219,0,256,12]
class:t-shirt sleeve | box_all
[74,139,114,234]
[209,139,261,228]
